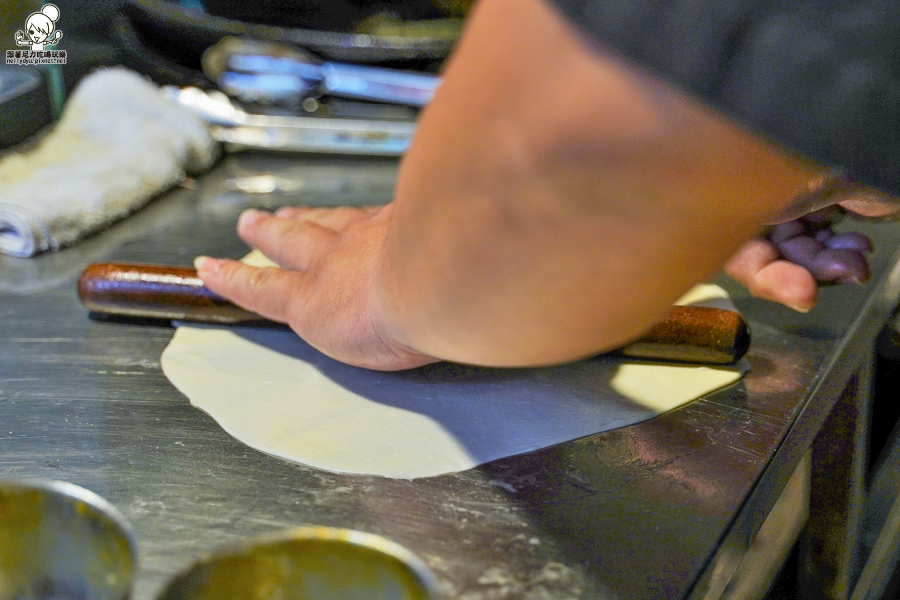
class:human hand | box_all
[726,180,900,312]
[194,204,438,371]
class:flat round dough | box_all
[161,254,747,479]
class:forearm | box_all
[376,0,821,366]
[196,0,893,371]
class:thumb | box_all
[838,191,900,220]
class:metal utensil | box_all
[0,479,136,600]
[158,526,437,600]
[162,85,416,155]
[204,36,441,107]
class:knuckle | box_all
[245,267,272,291]
[724,260,751,284]
[747,281,768,299]
[215,260,240,283]
[723,260,741,279]
[747,270,780,301]
[285,282,311,328]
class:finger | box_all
[748,261,819,312]
[725,239,817,312]
[726,238,779,287]
[838,191,900,220]
[726,238,779,276]
[294,206,380,231]
[274,205,382,231]
[273,206,311,220]
[194,257,301,324]
[237,209,335,271]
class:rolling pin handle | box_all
[78,262,750,364]
[78,262,262,324]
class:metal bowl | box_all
[158,526,437,600]
[0,479,136,600]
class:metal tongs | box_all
[162,86,417,156]
[202,36,441,108]
[163,37,440,155]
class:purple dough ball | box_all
[767,220,805,244]
[813,228,834,244]
[825,232,872,253]
[802,205,843,225]
[776,236,825,270]
[809,249,870,284]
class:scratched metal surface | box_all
[2,152,900,600]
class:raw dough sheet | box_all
[161,252,747,479]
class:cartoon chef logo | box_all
[15,4,63,51]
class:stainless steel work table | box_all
[2,153,900,600]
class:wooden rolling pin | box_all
[78,262,751,365]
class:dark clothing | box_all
[548,0,900,195]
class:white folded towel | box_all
[0,67,218,257]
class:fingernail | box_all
[787,303,811,314]
[274,206,294,218]
[194,255,220,274]
[238,209,266,228]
